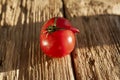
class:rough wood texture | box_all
[63,0,120,17]
[0,0,74,80]
[64,0,120,80]
[0,0,120,80]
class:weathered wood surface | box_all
[63,0,120,80]
[0,0,120,80]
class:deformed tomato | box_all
[40,17,79,58]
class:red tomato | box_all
[40,17,79,58]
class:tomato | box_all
[40,17,79,58]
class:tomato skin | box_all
[40,17,79,58]
[40,30,75,58]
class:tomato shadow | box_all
[70,15,120,58]
[0,14,120,76]
[70,15,120,48]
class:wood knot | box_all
[88,58,95,66]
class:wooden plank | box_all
[63,0,120,80]
[63,0,120,18]
[0,0,75,80]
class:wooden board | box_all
[0,0,74,80]
[63,0,120,80]
[0,0,120,80]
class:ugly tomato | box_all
[40,17,79,58]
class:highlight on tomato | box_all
[40,17,79,58]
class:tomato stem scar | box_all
[46,17,64,33]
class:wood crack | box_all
[61,0,66,18]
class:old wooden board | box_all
[0,0,120,80]
[0,0,74,80]
[63,0,120,80]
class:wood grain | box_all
[63,0,120,80]
[63,0,120,18]
[0,0,75,80]
[0,0,120,80]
